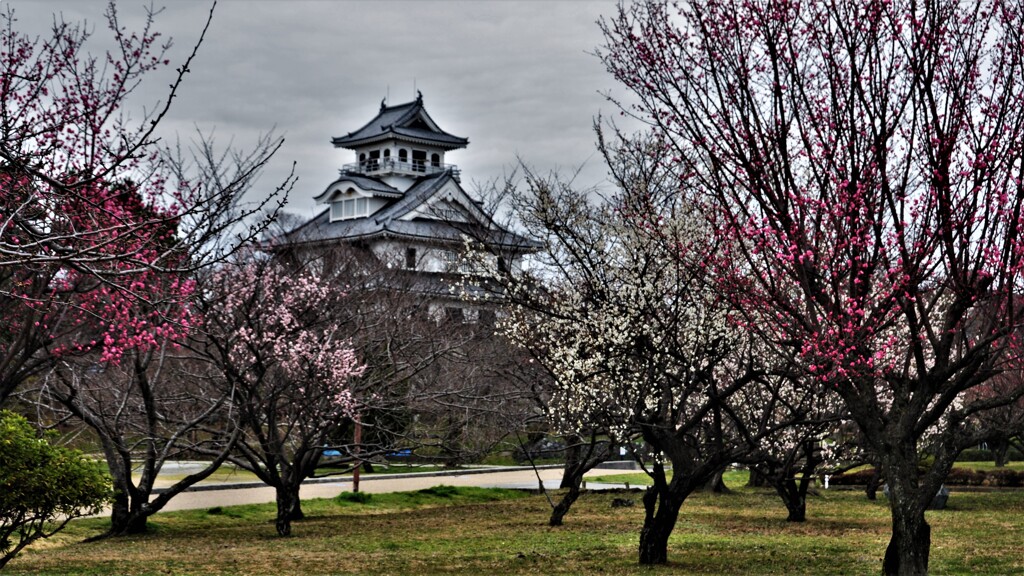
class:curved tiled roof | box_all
[331,94,468,150]
[282,170,539,252]
[312,171,403,203]
[371,171,451,223]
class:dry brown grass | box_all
[6,484,1024,575]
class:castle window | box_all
[445,307,466,323]
[330,197,370,221]
[431,153,440,167]
[405,248,417,269]
[479,309,496,328]
[442,249,458,268]
[412,150,426,172]
[442,250,471,274]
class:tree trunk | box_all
[559,438,584,489]
[551,434,605,525]
[638,484,685,564]
[551,444,587,526]
[109,506,149,535]
[440,413,464,468]
[274,485,302,536]
[638,464,687,565]
[993,439,1010,468]
[289,493,305,521]
[881,460,931,576]
[774,477,806,522]
[866,467,882,501]
[747,466,768,487]
[105,487,150,537]
[549,480,582,527]
[774,441,819,522]
[882,502,930,576]
[702,468,730,493]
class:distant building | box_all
[280,92,537,321]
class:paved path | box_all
[154,466,632,513]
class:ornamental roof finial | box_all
[416,90,423,104]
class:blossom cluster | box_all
[498,168,781,451]
[208,260,363,423]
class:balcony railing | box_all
[343,159,461,181]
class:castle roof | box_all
[312,170,404,203]
[283,170,538,252]
[331,92,469,151]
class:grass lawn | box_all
[589,468,751,487]
[7,482,1024,575]
[589,462,1024,486]
[949,460,1024,472]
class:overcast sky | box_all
[11,0,640,219]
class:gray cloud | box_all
[9,0,639,218]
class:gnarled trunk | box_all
[993,439,1010,468]
[551,441,586,526]
[774,476,806,522]
[866,467,883,501]
[880,458,931,576]
[638,488,684,564]
[773,441,819,522]
[107,489,150,536]
[551,434,606,526]
[559,438,584,489]
[549,481,582,527]
[883,500,930,576]
[274,485,302,536]
[638,463,687,565]
[702,468,730,493]
[747,466,768,487]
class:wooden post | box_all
[353,419,362,493]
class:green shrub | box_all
[957,448,1024,462]
[983,468,1024,487]
[418,485,460,498]
[337,491,373,504]
[1,410,110,569]
[830,466,1024,487]
[946,468,986,486]
[827,469,879,485]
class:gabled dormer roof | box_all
[371,170,455,224]
[331,92,469,151]
[312,170,403,204]
[282,169,539,252]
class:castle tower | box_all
[331,91,468,192]
[282,93,537,321]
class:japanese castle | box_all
[281,92,537,321]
